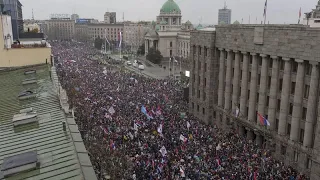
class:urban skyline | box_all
[20,0,315,25]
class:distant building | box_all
[218,3,231,24]
[45,15,75,40]
[104,12,116,24]
[124,22,151,52]
[144,0,193,69]
[303,0,320,27]
[71,14,79,21]
[23,22,40,32]
[0,0,23,40]
[88,23,123,42]
[0,15,51,67]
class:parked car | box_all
[126,61,132,65]
[138,65,145,70]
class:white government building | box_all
[144,0,197,66]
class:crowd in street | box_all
[52,41,309,180]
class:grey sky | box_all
[20,0,316,24]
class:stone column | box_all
[145,40,148,55]
[224,50,233,111]
[278,58,292,135]
[290,59,305,142]
[246,128,254,140]
[239,125,245,137]
[255,133,263,146]
[232,51,241,113]
[303,62,319,147]
[257,54,269,124]
[223,50,233,128]
[240,52,249,117]
[218,48,225,107]
[248,53,259,122]
[267,56,280,130]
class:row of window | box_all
[191,103,206,115]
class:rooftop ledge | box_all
[10,43,51,49]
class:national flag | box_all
[119,31,122,48]
[257,112,270,126]
[299,7,301,18]
[298,7,302,24]
[263,0,268,17]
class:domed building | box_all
[145,0,193,66]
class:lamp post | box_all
[169,57,171,77]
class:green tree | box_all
[31,28,39,33]
[94,36,103,50]
[146,47,163,64]
[137,43,145,56]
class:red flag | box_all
[299,7,301,18]
[257,112,265,125]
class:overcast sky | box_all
[20,0,316,25]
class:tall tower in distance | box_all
[104,12,116,24]
[218,1,231,24]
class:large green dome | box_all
[160,0,181,13]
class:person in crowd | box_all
[52,41,309,180]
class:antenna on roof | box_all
[224,0,227,9]
[123,12,124,22]
[32,9,34,20]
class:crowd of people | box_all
[52,41,309,180]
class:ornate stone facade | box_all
[189,24,320,179]
[145,0,193,63]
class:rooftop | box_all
[0,65,96,179]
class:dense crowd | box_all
[52,41,309,180]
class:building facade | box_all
[45,18,75,40]
[145,0,193,63]
[0,15,51,67]
[303,0,320,27]
[218,4,231,25]
[124,22,150,53]
[189,24,320,179]
[0,0,23,39]
[74,23,89,41]
[88,23,123,42]
[104,12,116,24]
[71,14,79,21]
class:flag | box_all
[108,107,115,115]
[298,7,302,24]
[119,31,122,48]
[179,134,188,142]
[180,167,185,177]
[141,105,147,115]
[157,124,163,134]
[187,121,191,130]
[134,123,138,131]
[100,126,108,134]
[263,0,267,18]
[257,112,270,126]
[159,146,167,156]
